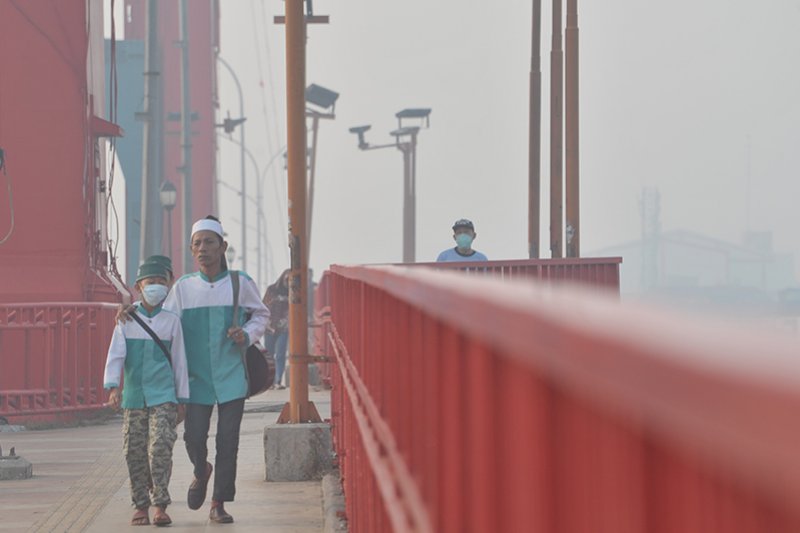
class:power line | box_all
[255,0,289,266]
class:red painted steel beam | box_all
[0,1,121,303]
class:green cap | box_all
[144,255,173,275]
[136,261,170,283]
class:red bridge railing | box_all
[319,264,800,532]
[312,258,621,387]
[414,256,621,290]
[0,303,117,422]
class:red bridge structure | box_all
[0,0,217,423]
[315,261,800,532]
[0,1,125,422]
[4,3,800,532]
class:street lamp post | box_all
[259,147,288,283]
[304,83,338,263]
[218,134,286,286]
[217,56,248,271]
[349,108,431,263]
[159,180,177,258]
[226,244,236,269]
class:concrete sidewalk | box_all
[0,388,331,532]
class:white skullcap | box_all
[191,218,224,238]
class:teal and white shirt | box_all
[103,304,190,409]
[164,270,270,405]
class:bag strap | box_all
[129,309,172,367]
[231,270,240,328]
[230,271,252,395]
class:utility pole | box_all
[565,0,580,257]
[139,0,163,265]
[403,132,418,263]
[550,0,563,258]
[529,0,542,259]
[179,0,193,272]
[279,0,324,424]
[401,140,414,262]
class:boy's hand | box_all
[227,326,247,346]
[115,304,136,324]
[107,388,121,410]
[176,404,186,425]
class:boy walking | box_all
[104,260,190,526]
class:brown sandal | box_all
[131,507,150,526]
[153,506,172,527]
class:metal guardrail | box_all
[0,303,117,421]
[320,264,800,532]
[312,258,621,388]
[412,256,622,291]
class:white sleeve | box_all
[163,283,182,315]
[103,324,127,388]
[170,317,191,401]
[240,274,270,346]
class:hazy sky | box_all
[114,1,800,285]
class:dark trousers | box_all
[183,398,245,502]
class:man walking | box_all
[163,216,269,524]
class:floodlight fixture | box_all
[396,108,431,129]
[389,126,420,139]
[305,83,339,112]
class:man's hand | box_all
[107,388,121,410]
[176,404,186,425]
[115,304,136,324]
[227,326,247,346]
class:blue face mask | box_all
[142,284,169,306]
[455,233,473,249]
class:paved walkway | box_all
[0,388,331,532]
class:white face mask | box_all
[142,284,169,306]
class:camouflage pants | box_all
[122,403,178,509]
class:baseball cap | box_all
[136,261,170,283]
[452,218,475,231]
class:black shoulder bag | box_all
[231,271,274,397]
[129,310,172,367]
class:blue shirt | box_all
[436,247,488,262]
